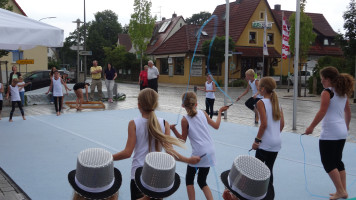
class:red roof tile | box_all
[236,46,281,57]
[12,0,26,16]
[117,34,132,52]
[146,16,185,54]
[272,10,336,37]
[308,45,343,56]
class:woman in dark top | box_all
[104,63,117,103]
[73,82,90,110]
[138,65,148,90]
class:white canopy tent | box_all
[0,8,64,50]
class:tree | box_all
[337,0,356,76]
[129,0,156,69]
[202,36,235,76]
[0,0,13,58]
[87,10,123,66]
[186,11,212,25]
[288,0,316,96]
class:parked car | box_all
[23,70,65,91]
[288,70,313,86]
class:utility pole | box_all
[293,0,301,130]
[73,19,83,83]
[224,0,230,119]
[84,0,87,82]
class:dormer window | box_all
[324,38,329,46]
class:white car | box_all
[288,71,313,86]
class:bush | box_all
[228,79,247,87]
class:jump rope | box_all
[172,14,356,199]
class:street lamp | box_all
[39,17,56,21]
[73,19,83,83]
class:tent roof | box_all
[0,8,63,50]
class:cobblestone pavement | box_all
[0,168,30,200]
[2,82,355,140]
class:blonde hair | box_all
[259,77,281,121]
[73,192,118,200]
[12,78,19,84]
[182,92,197,117]
[138,88,185,154]
[245,69,255,77]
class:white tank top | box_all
[259,99,281,152]
[320,87,348,140]
[184,110,216,167]
[10,85,21,101]
[205,81,215,99]
[249,79,263,98]
[131,116,165,179]
[19,82,25,92]
[52,77,63,97]
[0,83,3,100]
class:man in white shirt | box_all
[147,60,159,93]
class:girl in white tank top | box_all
[252,77,284,199]
[170,92,229,200]
[198,75,216,119]
[113,88,200,200]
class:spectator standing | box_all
[8,65,21,88]
[147,60,159,93]
[139,65,148,90]
[104,63,117,103]
[90,60,103,101]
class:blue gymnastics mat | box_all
[0,109,355,200]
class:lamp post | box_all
[73,19,83,83]
[39,17,56,21]
[224,0,230,119]
[83,0,87,82]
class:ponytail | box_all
[182,92,198,117]
[270,91,281,121]
[334,73,354,97]
[138,88,185,155]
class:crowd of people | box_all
[0,63,353,200]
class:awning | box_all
[235,46,281,58]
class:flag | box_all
[282,14,290,59]
[263,10,269,56]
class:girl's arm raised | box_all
[113,120,136,161]
[170,117,189,141]
[206,106,229,129]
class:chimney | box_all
[274,4,281,11]
[162,17,166,21]
[172,12,177,18]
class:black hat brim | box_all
[68,168,122,200]
[221,170,248,200]
[134,167,180,199]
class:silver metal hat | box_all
[228,155,271,200]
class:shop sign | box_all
[252,21,272,29]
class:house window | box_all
[324,39,329,46]
[174,57,184,75]
[267,33,274,44]
[160,58,169,75]
[12,51,23,63]
[260,12,264,19]
[249,32,256,44]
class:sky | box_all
[15,0,351,40]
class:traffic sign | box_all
[79,51,92,56]
[70,45,83,50]
[16,59,34,64]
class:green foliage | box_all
[48,59,61,69]
[129,0,156,61]
[87,10,123,65]
[228,79,247,87]
[202,36,235,68]
[309,56,349,94]
[289,11,316,61]
[186,11,212,25]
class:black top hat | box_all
[134,152,180,199]
[221,155,270,200]
[68,148,122,200]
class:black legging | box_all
[0,100,2,111]
[205,98,215,119]
[10,101,24,120]
[53,96,62,112]
[319,139,346,173]
[186,165,210,189]
[255,148,278,200]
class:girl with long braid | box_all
[251,77,285,199]
[170,92,228,200]
[113,88,200,200]
[305,66,354,200]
